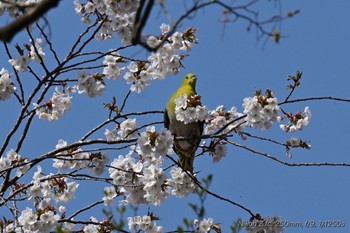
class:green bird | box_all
[164,73,204,172]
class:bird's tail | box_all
[178,152,195,173]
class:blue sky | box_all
[1,1,350,232]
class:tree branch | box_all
[0,0,60,42]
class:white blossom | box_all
[109,149,147,205]
[105,128,118,141]
[168,167,196,197]
[124,70,152,93]
[0,149,15,172]
[212,142,227,163]
[84,1,95,12]
[160,23,170,34]
[88,153,109,175]
[0,149,29,177]
[243,94,280,130]
[29,166,79,203]
[0,68,16,101]
[18,207,60,233]
[204,105,244,134]
[137,126,174,161]
[194,218,214,233]
[280,106,312,132]
[34,86,74,121]
[7,37,46,72]
[103,52,125,79]
[296,106,311,129]
[61,221,76,233]
[174,94,188,109]
[147,35,161,48]
[142,164,169,205]
[102,186,117,206]
[118,118,138,139]
[53,139,90,172]
[50,177,79,203]
[83,217,100,233]
[29,166,51,200]
[196,105,210,121]
[29,38,45,63]
[128,215,163,233]
[245,216,283,233]
[174,94,208,124]
[77,69,105,97]
[9,55,30,72]
[74,0,139,42]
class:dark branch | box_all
[0,0,60,42]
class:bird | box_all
[164,73,204,172]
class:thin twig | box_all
[279,96,350,105]
[167,155,256,218]
[226,139,350,167]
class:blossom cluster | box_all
[279,106,312,132]
[74,0,139,42]
[108,126,175,206]
[6,205,73,232]
[146,24,197,79]
[168,167,197,197]
[0,1,44,18]
[77,69,105,97]
[174,93,209,124]
[9,38,45,72]
[124,61,153,93]
[0,149,30,178]
[33,86,74,121]
[75,3,199,93]
[108,149,147,205]
[30,166,79,203]
[204,105,244,134]
[0,68,16,101]
[105,118,138,141]
[16,207,60,233]
[203,105,244,163]
[212,142,228,163]
[122,24,199,93]
[142,164,169,205]
[106,127,197,206]
[83,216,102,233]
[136,126,174,163]
[128,215,163,233]
[7,165,79,232]
[194,218,215,233]
[53,139,109,176]
[102,51,126,79]
[108,153,196,206]
[286,137,311,149]
[243,90,280,130]
[285,137,311,157]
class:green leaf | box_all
[177,226,185,233]
[199,206,206,219]
[55,226,65,233]
[183,217,192,228]
[230,218,243,233]
[189,203,198,213]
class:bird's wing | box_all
[198,120,204,135]
[164,108,170,129]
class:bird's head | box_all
[182,73,197,88]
